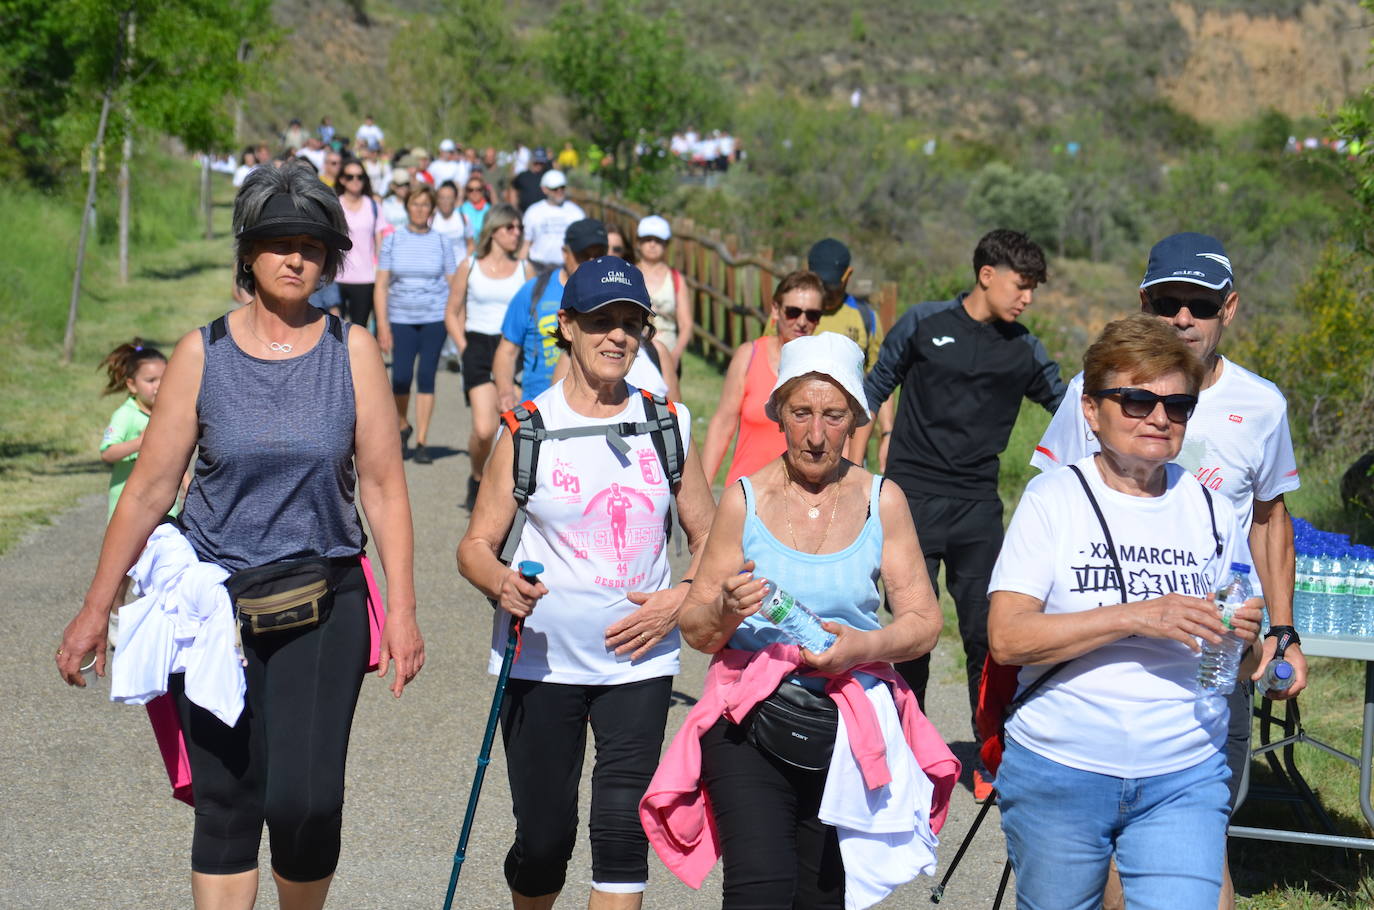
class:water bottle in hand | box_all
[757,579,835,653]
[1195,563,1252,721]
[1256,659,1294,698]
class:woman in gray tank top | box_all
[58,161,424,910]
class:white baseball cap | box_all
[765,333,871,427]
[637,214,672,241]
[439,138,457,152]
[540,169,568,190]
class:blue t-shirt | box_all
[378,226,456,324]
[500,271,566,400]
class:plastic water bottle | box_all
[1349,556,1374,639]
[1292,553,1314,636]
[1325,552,1352,636]
[1195,563,1252,721]
[1256,659,1294,698]
[756,579,835,653]
[1306,553,1332,636]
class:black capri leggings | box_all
[700,718,845,909]
[171,563,369,881]
[390,321,447,395]
[499,675,672,897]
[337,282,375,329]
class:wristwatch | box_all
[1264,625,1301,658]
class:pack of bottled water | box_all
[1292,516,1374,639]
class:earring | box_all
[242,262,252,273]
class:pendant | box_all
[807,506,821,520]
[269,342,293,353]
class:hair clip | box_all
[134,344,143,351]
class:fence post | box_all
[757,247,775,340]
[879,281,898,331]
[680,219,699,355]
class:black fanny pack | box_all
[746,674,838,771]
[225,557,336,635]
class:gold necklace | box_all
[784,477,842,554]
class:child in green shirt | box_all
[99,339,171,520]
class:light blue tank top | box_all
[729,474,885,652]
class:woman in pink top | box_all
[334,159,385,330]
[702,271,824,485]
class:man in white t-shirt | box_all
[355,115,384,152]
[429,139,463,187]
[522,169,587,270]
[1029,232,1303,909]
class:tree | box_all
[542,0,723,199]
[967,162,1068,251]
[386,0,537,146]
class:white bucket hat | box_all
[764,332,871,427]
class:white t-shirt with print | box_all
[1029,355,1299,548]
[992,458,1244,777]
[490,380,691,685]
[523,199,587,268]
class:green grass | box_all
[0,161,234,554]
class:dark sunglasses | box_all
[466,185,484,192]
[341,172,364,181]
[1146,294,1224,320]
[1091,387,1198,423]
[609,245,626,256]
[782,305,823,323]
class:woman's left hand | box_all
[799,621,870,675]
[377,611,425,698]
[607,587,685,660]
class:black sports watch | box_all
[1264,625,1301,659]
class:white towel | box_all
[819,680,938,910]
[111,525,244,726]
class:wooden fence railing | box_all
[574,191,898,367]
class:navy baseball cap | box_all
[561,256,651,314]
[1139,232,1234,291]
[807,238,851,286]
[564,218,608,255]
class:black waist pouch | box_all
[225,557,334,635]
[746,674,838,771]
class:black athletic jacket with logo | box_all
[863,294,1066,500]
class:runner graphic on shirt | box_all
[605,482,633,558]
[579,483,659,572]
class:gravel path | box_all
[1,367,1014,908]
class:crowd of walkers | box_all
[58,127,1309,909]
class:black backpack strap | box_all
[643,339,662,372]
[1067,464,1128,603]
[639,390,685,554]
[326,313,344,343]
[209,314,230,345]
[529,269,556,321]
[1200,485,1223,556]
[499,402,544,566]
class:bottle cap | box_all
[1272,661,1293,680]
[1229,562,1251,575]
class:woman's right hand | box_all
[723,560,766,619]
[376,324,393,354]
[498,568,548,618]
[1127,593,1232,652]
[57,604,110,687]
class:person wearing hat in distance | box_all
[521,169,587,272]
[863,228,1067,801]
[458,257,716,910]
[410,147,434,185]
[675,331,945,908]
[1029,232,1303,910]
[58,160,424,909]
[508,146,551,213]
[635,214,693,370]
[429,138,465,188]
[381,167,411,230]
[779,238,895,466]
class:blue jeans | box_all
[997,737,1230,910]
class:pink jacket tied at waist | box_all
[639,644,960,889]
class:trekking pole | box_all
[443,560,541,910]
[930,791,998,903]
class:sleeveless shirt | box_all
[726,337,786,485]
[180,314,365,571]
[465,255,527,336]
[729,474,885,652]
[647,268,679,351]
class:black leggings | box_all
[390,320,446,395]
[499,675,672,897]
[337,282,374,328]
[700,719,844,909]
[172,565,369,880]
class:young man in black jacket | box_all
[864,229,1066,798]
